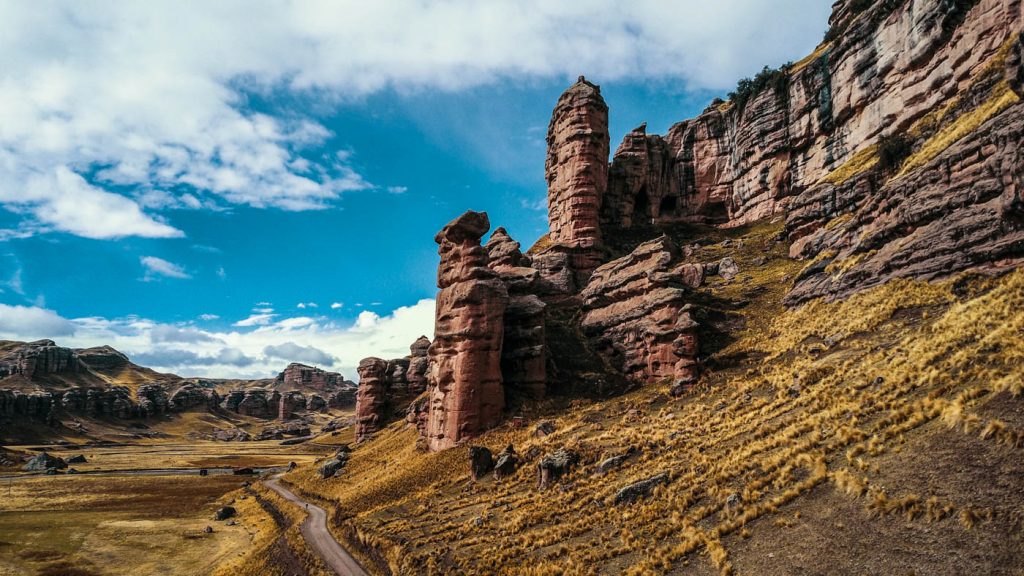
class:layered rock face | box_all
[75,346,130,371]
[485,228,547,401]
[355,357,390,441]
[0,340,84,378]
[580,237,701,388]
[596,0,1024,300]
[406,336,431,394]
[533,77,612,294]
[275,363,350,392]
[425,211,508,451]
[546,76,609,247]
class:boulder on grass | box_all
[23,452,67,472]
[469,446,494,481]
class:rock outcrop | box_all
[275,363,351,392]
[0,340,84,378]
[169,383,220,412]
[355,357,391,441]
[406,336,431,394]
[580,237,701,388]
[485,228,547,401]
[425,211,508,451]
[136,384,169,417]
[533,77,612,294]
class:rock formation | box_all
[485,228,547,401]
[406,336,431,394]
[425,211,508,451]
[580,236,701,388]
[592,0,1024,303]
[355,357,391,441]
[0,340,84,378]
[546,76,609,248]
[275,363,351,392]
[533,77,612,294]
[169,383,220,412]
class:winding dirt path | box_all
[264,474,369,576]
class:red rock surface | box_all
[275,363,349,392]
[406,336,431,395]
[355,357,390,441]
[425,211,508,451]
[580,236,701,387]
[485,228,547,401]
[546,76,609,248]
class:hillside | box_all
[278,0,1024,573]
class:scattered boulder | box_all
[614,472,669,505]
[214,506,236,521]
[469,446,495,481]
[23,452,67,472]
[66,454,87,464]
[204,526,214,534]
[232,467,255,475]
[533,421,556,438]
[319,455,348,479]
[494,445,519,480]
[537,448,580,489]
[717,257,740,280]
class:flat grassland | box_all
[0,474,251,576]
[0,439,337,575]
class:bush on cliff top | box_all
[727,65,791,113]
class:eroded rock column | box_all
[355,357,390,441]
[425,211,509,452]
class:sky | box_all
[0,0,832,380]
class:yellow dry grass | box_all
[288,231,1024,574]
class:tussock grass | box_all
[288,228,1024,574]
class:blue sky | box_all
[0,1,831,379]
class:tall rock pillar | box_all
[534,76,611,295]
[425,211,509,452]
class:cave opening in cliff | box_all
[659,195,678,217]
[633,187,651,224]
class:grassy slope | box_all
[287,220,1024,575]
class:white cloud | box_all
[234,313,276,327]
[198,313,220,321]
[0,299,435,379]
[263,341,337,366]
[140,256,191,280]
[296,302,318,309]
[0,1,829,240]
[0,303,76,338]
[330,302,343,309]
[386,186,408,194]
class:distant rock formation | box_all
[580,236,701,389]
[425,211,508,451]
[275,363,351,392]
[0,340,84,378]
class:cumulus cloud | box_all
[330,302,343,309]
[140,256,191,280]
[0,1,829,240]
[0,299,435,378]
[132,347,257,368]
[149,324,220,344]
[263,342,337,366]
[296,302,318,309]
[234,313,277,327]
[0,303,76,338]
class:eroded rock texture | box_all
[356,357,390,441]
[485,228,547,401]
[580,237,701,388]
[276,363,350,392]
[594,0,1024,301]
[546,76,609,248]
[0,340,84,378]
[425,211,508,451]
[406,336,431,395]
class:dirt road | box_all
[264,474,369,576]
